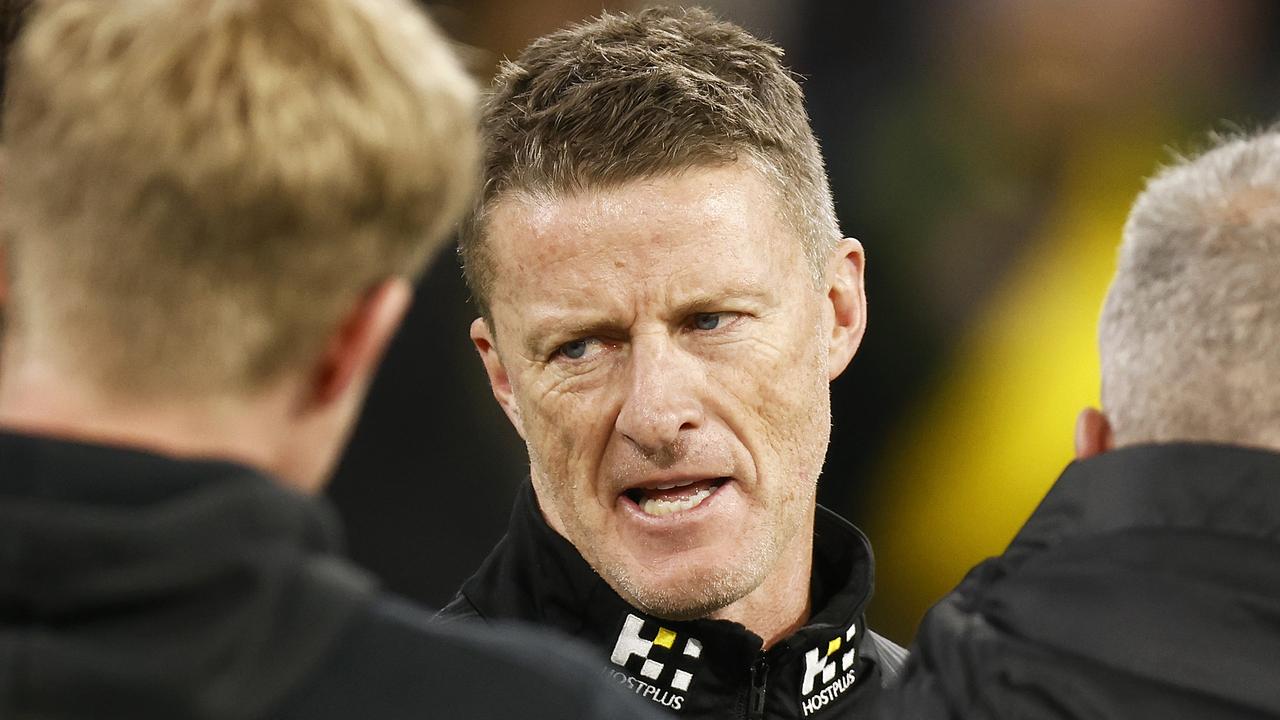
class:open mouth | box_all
[622,477,729,517]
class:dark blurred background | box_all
[7,0,1275,646]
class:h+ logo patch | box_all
[610,613,702,692]
[801,622,858,696]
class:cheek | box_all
[757,364,829,457]
[723,320,831,472]
[518,382,613,481]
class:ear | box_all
[310,277,413,408]
[470,317,525,439]
[824,238,867,381]
[1074,407,1114,460]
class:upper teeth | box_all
[654,480,693,491]
[641,487,713,517]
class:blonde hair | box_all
[1100,130,1280,448]
[2,0,478,396]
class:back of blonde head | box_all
[1100,130,1280,449]
[2,0,477,397]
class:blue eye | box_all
[559,339,589,359]
[692,313,722,330]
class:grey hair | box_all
[1100,130,1280,448]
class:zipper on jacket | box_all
[746,657,768,720]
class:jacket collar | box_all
[0,429,372,720]
[0,430,347,577]
[965,442,1280,713]
[1007,442,1280,562]
[458,481,877,668]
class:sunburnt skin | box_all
[472,162,865,640]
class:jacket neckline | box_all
[954,442,1280,715]
[458,480,877,667]
[1007,442,1280,560]
[0,428,372,720]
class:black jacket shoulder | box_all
[0,432,661,720]
[879,444,1280,719]
[278,595,666,720]
[437,592,482,623]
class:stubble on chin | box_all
[595,525,783,622]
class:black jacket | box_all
[878,443,1280,719]
[0,431,662,720]
[438,482,907,719]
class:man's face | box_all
[473,163,863,619]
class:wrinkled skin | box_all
[473,163,865,638]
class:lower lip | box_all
[617,478,733,525]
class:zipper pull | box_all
[747,658,768,720]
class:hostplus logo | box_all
[799,622,859,716]
[605,613,702,712]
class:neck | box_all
[708,510,815,648]
[0,360,302,490]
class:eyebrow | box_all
[522,313,623,357]
[520,283,774,356]
[671,285,773,315]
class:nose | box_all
[615,333,703,457]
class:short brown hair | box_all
[460,6,838,318]
[2,0,478,397]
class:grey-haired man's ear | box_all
[1074,407,1114,461]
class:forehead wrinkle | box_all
[497,165,771,249]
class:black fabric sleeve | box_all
[272,595,668,720]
